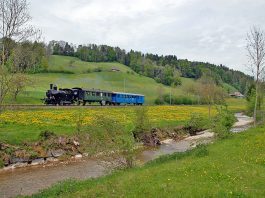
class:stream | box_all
[0,113,253,198]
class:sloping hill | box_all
[12,55,196,104]
[48,55,133,74]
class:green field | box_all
[0,105,216,145]
[31,123,265,198]
[8,55,196,104]
[0,98,245,145]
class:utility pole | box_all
[124,78,126,93]
[170,86,172,105]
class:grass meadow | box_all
[30,122,265,198]
[0,98,245,145]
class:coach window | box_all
[96,92,100,96]
[92,92,95,96]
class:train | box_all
[44,84,145,106]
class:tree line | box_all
[49,41,253,93]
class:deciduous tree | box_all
[246,26,265,126]
[0,0,39,108]
[10,72,32,101]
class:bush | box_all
[40,70,75,74]
[185,113,210,136]
[85,68,92,73]
[154,77,161,84]
[93,67,102,72]
[39,130,56,140]
[154,98,164,105]
[212,107,236,139]
[132,107,151,140]
[82,115,136,168]
[162,94,197,105]
[0,159,4,168]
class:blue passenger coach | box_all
[112,92,144,105]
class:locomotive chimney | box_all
[50,84,53,90]
[54,85,58,91]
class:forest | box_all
[50,41,253,93]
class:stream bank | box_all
[0,113,253,198]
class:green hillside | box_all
[9,55,196,104]
[48,55,134,74]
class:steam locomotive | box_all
[44,84,144,106]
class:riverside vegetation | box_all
[30,123,265,198]
[0,100,243,169]
[26,106,263,198]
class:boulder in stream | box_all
[51,149,65,158]
[31,158,45,166]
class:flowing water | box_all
[0,113,253,198]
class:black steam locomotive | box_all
[44,84,81,105]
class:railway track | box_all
[0,104,146,109]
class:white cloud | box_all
[28,0,265,74]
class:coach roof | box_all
[113,92,144,97]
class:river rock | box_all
[6,162,28,169]
[58,137,67,145]
[46,157,59,162]
[51,149,65,158]
[74,154,82,159]
[31,158,45,166]
[10,157,28,164]
[73,140,80,147]
[141,130,162,147]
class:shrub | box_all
[40,70,75,74]
[85,68,92,73]
[212,107,236,139]
[154,77,161,83]
[93,67,102,72]
[132,107,151,140]
[185,113,210,136]
[39,130,56,140]
[162,94,197,105]
[0,159,4,168]
[82,115,136,168]
[154,98,164,105]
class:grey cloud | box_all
[28,0,265,74]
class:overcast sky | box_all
[28,0,265,74]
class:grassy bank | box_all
[30,123,265,198]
